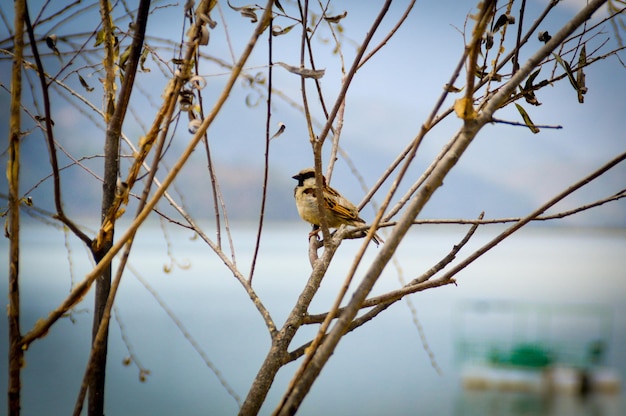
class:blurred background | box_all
[1,0,625,414]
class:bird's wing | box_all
[323,190,363,224]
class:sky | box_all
[0,0,625,226]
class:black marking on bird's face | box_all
[292,169,318,187]
[293,174,304,186]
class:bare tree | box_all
[2,0,625,415]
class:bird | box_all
[292,167,382,245]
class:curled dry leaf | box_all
[275,62,325,79]
[270,122,286,140]
[444,83,463,93]
[188,119,202,134]
[45,34,60,56]
[227,0,258,23]
[484,31,494,50]
[189,75,207,89]
[78,74,94,92]
[184,0,195,17]
[493,13,514,32]
[178,90,194,111]
[454,97,477,120]
[274,0,286,14]
[324,11,348,23]
[272,24,297,36]
[199,26,210,45]
[198,13,218,29]
[139,47,150,72]
[538,30,551,43]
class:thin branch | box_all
[22,0,92,247]
[513,0,525,75]
[83,0,152,412]
[360,49,468,216]
[275,3,395,411]
[20,0,277,351]
[249,13,274,284]
[128,265,242,405]
[295,155,625,364]
[357,0,417,69]
[275,1,609,412]
[491,117,563,129]
[302,213,483,327]
[363,150,626,309]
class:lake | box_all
[1,222,625,415]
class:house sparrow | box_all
[292,168,382,245]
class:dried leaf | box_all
[454,97,477,120]
[35,115,54,126]
[272,24,297,36]
[553,53,578,91]
[245,92,262,107]
[188,119,201,134]
[522,90,540,106]
[324,11,347,23]
[227,0,258,23]
[45,34,60,56]
[270,122,286,140]
[275,62,325,79]
[515,103,540,134]
[484,32,494,50]
[78,74,94,92]
[139,47,150,72]
[524,68,541,91]
[493,14,509,32]
[198,12,218,28]
[254,71,266,85]
[538,31,551,43]
[198,26,210,45]
[189,75,207,89]
[444,83,463,93]
[94,29,105,47]
[521,68,542,105]
[274,0,285,14]
[118,45,131,71]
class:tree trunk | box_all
[89,128,119,416]
[7,1,25,414]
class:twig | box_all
[75,0,152,412]
[491,117,563,129]
[22,0,92,247]
[274,2,395,414]
[300,157,625,342]
[20,0,276,354]
[275,1,609,412]
[113,306,150,382]
[362,150,626,308]
[302,213,483,326]
[357,0,417,69]
[249,14,274,284]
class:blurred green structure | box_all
[454,300,613,370]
